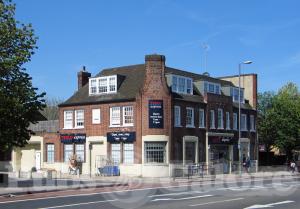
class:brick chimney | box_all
[77,66,91,90]
[145,54,166,76]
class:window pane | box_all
[110,107,120,126]
[218,109,223,128]
[226,112,230,129]
[90,79,97,94]
[123,143,134,164]
[111,143,121,164]
[75,110,84,128]
[92,109,101,124]
[47,144,54,163]
[210,110,215,128]
[98,78,108,93]
[109,76,116,92]
[145,142,166,163]
[64,144,73,162]
[178,77,185,93]
[75,144,85,162]
[233,113,238,130]
[186,108,194,127]
[172,76,178,92]
[199,109,205,127]
[186,79,192,94]
[174,106,181,126]
[123,106,134,125]
[64,111,73,129]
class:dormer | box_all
[166,74,193,95]
[203,81,221,95]
[230,86,245,103]
[89,75,118,95]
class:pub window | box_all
[186,107,194,127]
[64,110,73,129]
[75,109,84,128]
[75,144,85,162]
[199,108,205,128]
[123,106,134,126]
[46,144,54,163]
[217,108,224,129]
[92,108,101,124]
[210,110,215,129]
[123,143,134,164]
[233,113,238,130]
[64,144,73,162]
[174,106,181,127]
[145,142,166,163]
[110,106,121,126]
[111,143,121,164]
[226,112,231,130]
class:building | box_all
[42,54,257,177]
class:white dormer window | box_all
[204,81,221,95]
[171,75,193,95]
[230,87,244,103]
[89,75,117,95]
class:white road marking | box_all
[151,194,213,202]
[38,199,118,209]
[149,190,204,197]
[244,200,295,209]
[189,197,245,207]
[216,186,268,191]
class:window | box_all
[171,75,193,95]
[186,107,194,127]
[75,110,84,128]
[64,144,73,162]
[204,81,221,94]
[208,83,215,93]
[111,143,121,164]
[215,85,220,94]
[92,109,101,124]
[110,107,121,126]
[226,112,230,130]
[174,106,181,127]
[231,87,244,103]
[199,109,205,128]
[75,144,85,162]
[145,142,166,163]
[123,106,134,126]
[241,114,247,131]
[123,143,134,164]
[210,110,215,129]
[250,115,255,131]
[89,75,117,95]
[218,109,223,129]
[89,79,97,94]
[64,110,73,129]
[233,113,238,130]
[46,144,54,163]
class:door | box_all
[35,151,41,170]
[185,142,196,164]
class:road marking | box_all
[149,190,204,197]
[216,186,268,191]
[244,200,295,209]
[38,199,117,209]
[151,194,213,202]
[189,197,244,207]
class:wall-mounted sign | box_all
[60,133,86,143]
[107,132,136,143]
[208,136,237,145]
[149,100,164,128]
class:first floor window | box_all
[75,110,84,128]
[199,108,205,128]
[92,108,101,124]
[241,114,247,131]
[218,108,223,129]
[186,107,194,127]
[64,144,73,162]
[111,143,121,164]
[250,115,255,131]
[123,143,134,164]
[75,144,85,162]
[47,144,54,163]
[110,106,121,126]
[123,106,134,126]
[64,110,73,129]
[233,113,238,130]
[210,110,215,129]
[226,112,230,130]
[174,106,181,127]
[145,142,166,163]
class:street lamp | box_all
[238,60,252,174]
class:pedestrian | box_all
[290,161,296,173]
[245,157,251,173]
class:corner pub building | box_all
[50,54,257,177]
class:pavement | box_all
[0,173,299,209]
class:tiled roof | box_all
[29,120,59,133]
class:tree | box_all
[0,0,45,152]
[41,97,63,120]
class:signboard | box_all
[259,145,266,152]
[149,100,164,128]
[60,133,86,143]
[208,136,237,145]
[107,132,136,143]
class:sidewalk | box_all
[0,171,298,196]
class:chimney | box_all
[145,54,166,76]
[77,66,91,90]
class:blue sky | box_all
[15,0,300,99]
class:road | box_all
[0,175,300,209]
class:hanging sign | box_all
[149,100,164,128]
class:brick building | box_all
[44,54,257,177]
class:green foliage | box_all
[0,0,45,151]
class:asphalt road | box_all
[1,175,300,209]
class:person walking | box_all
[290,160,296,173]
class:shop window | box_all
[226,112,230,130]
[46,144,54,163]
[111,143,121,164]
[92,108,101,124]
[144,142,166,163]
[199,108,205,128]
[233,113,238,130]
[75,144,85,162]
[123,106,134,126]
[64,144,73,162]
[75,110,84,128]
[110,107,121,126]
[241,114,247,131]
[186,107,194,127]
[210,110,215,129]
[218,109,224,129]
[64,110,73,129]
[123,143,134,164]
[174,106,181,127]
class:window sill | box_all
[109,125,121,128]
[63,127,73,130]
[143,163,169,166]
[174,125,182,127]
[210,127,216,130]
[241,129,248,132]
[250,129,256,132]
[199,126,206,129]
[122,124,134,127]
[217,127,224,130]
[186,125,195,128]
[74,127,84,129]
[226,128,231,130]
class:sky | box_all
[14,0,300,99]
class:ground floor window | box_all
[123,143,134,164]
[46,144,55,163]
[111,143,121,164]
[75,144,85,162]
[64,144,74,162]
[144,142,166,163]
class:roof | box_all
[59,64,241,107]
[29,120,59,133]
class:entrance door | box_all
[35,151,41,170]
[210,145,230,174]
[185,142,196,164]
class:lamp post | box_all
[238,61,252,174]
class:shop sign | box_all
[60,133,86,143]
[209,136,236,144]
[149,100,164,128]
[107,132,136,143]
[259,144,266,152]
